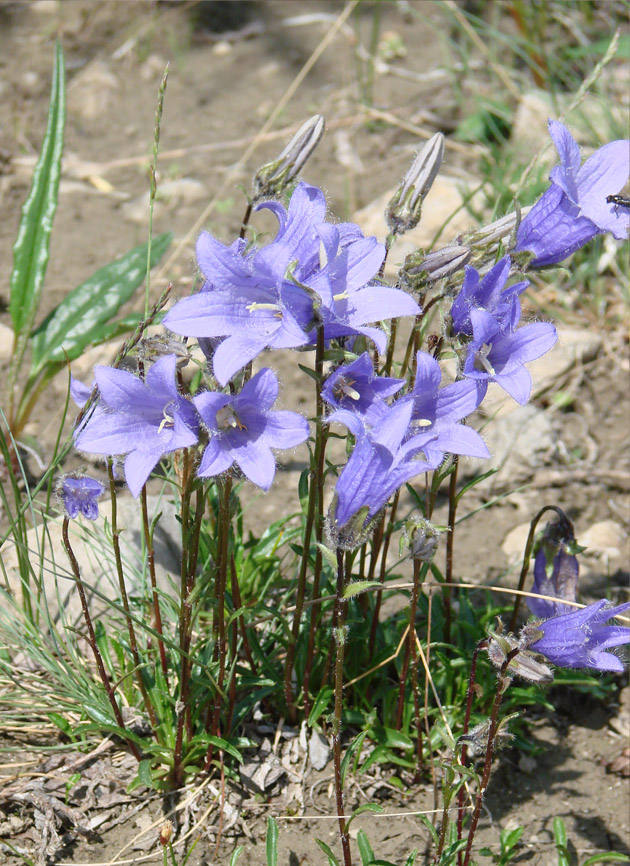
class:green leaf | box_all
[346,802,384,831]
[308,685,333,728]
[314,838,340,866]
[357,829,375,866]
[266,816,278,866]
[229,846,244,866]
[343,580,382,599]
[137,759,153,789]
[9,42,65,340]
[341,729,368,786]
[316,541,338,571]
[29,233,172,375]
[47,712,73,738]
[553,816,570,866]
[402,853,418,866]
[582,856,630,866]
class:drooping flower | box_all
[58,475,105,520]
[450,257,528,336]
[514,120,630,267]
[321,353,404,422]
[193,368,309,490]
[526,600,630,673]
[461,309,557,405]
[327,399,432,543]
[74,355,199,498]
[527,548,579,619]
[406,351,490,467]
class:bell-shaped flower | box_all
[515,120,630,267]
[527,600,630,673]
[193,368,309,491]
[74,355,199,498]
[164,237,314,386]
[451,257,528,336]
[328,399,432,535]
[462,309,557,405]
[406,351,489,467]
[321,352,404,422]
[58,475,105,521]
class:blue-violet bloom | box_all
[462,309,557,405]
[406,351,490,467]
[515,120,630,267]
[74,355,199,498]
[529,600,630,673]
[328,399,432,532]
[451,257,528,336]
[528,546,579,619]
[322,352,404,422]
[193,367,309,490]
[59,475,105,520]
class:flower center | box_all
[333,376,360,402]
[216,405,246,432]
[157,400,176,434]
[475,343,496,375]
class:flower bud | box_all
[461,210,521,249]
[400,516,444,562]
[458,713,517,757]
[399,244,471,291]
[159,820,174,847]
[486,627,554,684]
[386,133,444,236]
[252,115,325,202]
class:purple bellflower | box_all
[515,120,630,267]
[321,352,404,422]
[461,309,557,405]
[528,599,630,673]
[328,399,432,536]
[193,367,309,491]
[528,547,579,619]
[451,257,528,336]
[406,351,490,467]
[58,475,105,520]
[164,235,314,387]
[74,355,199,498]
[165,183,420,385]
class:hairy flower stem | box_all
[456,638,489,861]
[141,487,168,683]
[332,549,352,866]
[461,651,519,866]
[284,325,326,720]
[61,518,142,762]
[395,560,429,731]
[107,463,159,732]
[172,451,198,787]
[383,316,398,376]
[444,458,459,645]
[239,202,253,240]
[229,554,258,675]
[368,489,401,656]
[202,473,232,775]
[508,505,568,632]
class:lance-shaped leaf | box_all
[29,233,172,375]
[9,42,65,343]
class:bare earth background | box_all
[0,2,628,864]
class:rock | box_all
[0,322,14,361]
[502,522,531,565]
[308,730,331,770]
[1,495,183,630]
[67,60,119,122]
[353,174,483,277]
[467,402,557,488]
[122,178,208,224]
[580,521,627,563]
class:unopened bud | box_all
[486,627,553,685]
[400,244,471,290]
[400,516,444,562]
[252,115,325,202]
[386,133,444,236]
[458,713,518,757]
[461,210,521,249]
[160,820,174,847]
